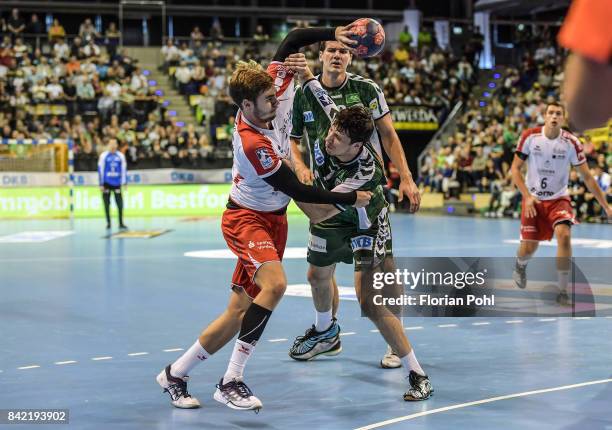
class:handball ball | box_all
[348,18,385,58]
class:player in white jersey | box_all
[156,24,372,413]
[510,102,611,304]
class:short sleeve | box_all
[557,0,612,64]
[243,136,282,178]
[267,61,295,98]
[569,137,587,166]
[290,86,305,139]
[363,81,390,120]
[515,130,532,157]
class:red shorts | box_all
[520,197,576,241]
[221,204,288,299]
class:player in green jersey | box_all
[284,55,433,400]
[289,40,421,368]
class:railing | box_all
[417,101,464,169]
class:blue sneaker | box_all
[289,319,342,361]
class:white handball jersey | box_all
[516,127,586,200]
[229,61,296,212]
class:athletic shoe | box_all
[556,291,572,306]
[380,345,402,369]
[403,370,433,401]
[156,364,201,409]
[119,224,128,230]
[106,224,111,230]
[513,261,527,289]
[288,319,342,361]
[214,376,262,412]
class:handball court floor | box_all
[0,214,611,430]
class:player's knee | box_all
[556,228,571,248]
[307,266,331,287]
[261,279,287,300]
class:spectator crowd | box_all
[417,27,611,222]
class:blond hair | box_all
[228,60,273,107]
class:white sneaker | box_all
[214,376,263,412]
[156,365,201,409]
[380,345,402,369]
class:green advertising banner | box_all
[0,185,302,218]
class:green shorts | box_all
[307,207,393,271]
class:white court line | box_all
[370,329,380,333]
[572,317,592,320]
[340,332,356,336]
[91,356,113,361]
[505,320,524,324]
[606,316,612,319]
[163,348,183,352]
[54,361,77,365]
[438,324,457,328]
[354,378,612,430]
[128,352,149,356]
[472,322,490,326]
[17,365,40,370]
[539,318,557,322]
[268,338,287,343]
[405,326,423,330]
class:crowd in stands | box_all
[0,9,220,169]
[161,23,477,149]
[417,27,611,222]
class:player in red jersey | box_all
[510,102,611,303]
[156,24,372,412]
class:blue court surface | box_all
[1,214,611,429]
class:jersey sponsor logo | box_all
[312,85,334,107]
[304,111,314,122]
[535,190,555,197]
[369,98,379,112]
[314,140,325,167]
[331,94,343,99]
[308,234,327,253]
[521,225,537,232]
[255,147,274,169]
[347,93,361,105]
[351,235,374,251]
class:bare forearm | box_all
[290,138,307,169]
[583,176,609,208]
[511,168,531,197]
[386,137,412,181]
[296,201,340,224]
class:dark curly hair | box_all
[333,105,374,144]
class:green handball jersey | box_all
[291,73,390,182]
[295,77,393,270]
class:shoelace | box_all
[293,325,317,346]
[167,379,192,400]
[219,380,253,399]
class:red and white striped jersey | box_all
[229,61,296,212]
[516,127,586,200]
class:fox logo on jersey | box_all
[255,148,274,169]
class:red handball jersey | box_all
[229,61,296,212]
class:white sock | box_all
[558,270,569,293]
[516,255,531,267]
[400,350,426,377]
[223,339,254,384]
[171,340,210,378]
[315,309,333,332]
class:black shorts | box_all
[102,183,122,192]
